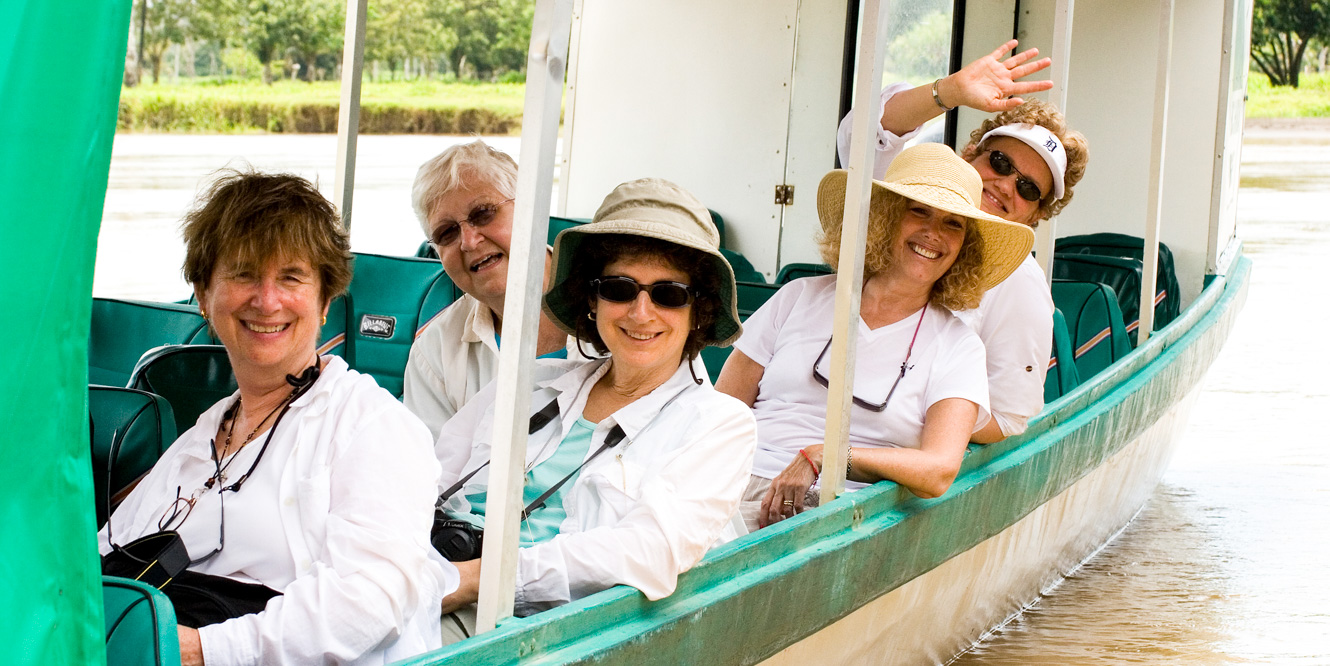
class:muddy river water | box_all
[99,127,1330,664]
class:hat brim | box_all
[817,170,1034,292]
[542,221,743,347]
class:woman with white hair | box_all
[403,140,572,438]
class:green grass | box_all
[1246,71,1330,118]
[118,79,528,134]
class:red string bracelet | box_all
[799,449,820,475]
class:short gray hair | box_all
[411,140,518,236]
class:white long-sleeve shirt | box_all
[403,294,578,440]
[100,356,455,666]
[837,85,1054,436]
[436,357,756,616]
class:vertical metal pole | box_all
[475,0,573,633]
[819,0,889,507]
[1139,0,1174,344]
[333,0,368,229]
[1035,0,1074,285]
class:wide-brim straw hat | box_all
[542,178,742,347]
[817,143,1034,292]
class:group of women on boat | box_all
[97,39,1086,665]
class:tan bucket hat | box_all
[817,143,1035,292]
[542,178,742,346]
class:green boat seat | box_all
[103,576,181,666]
[415,240,437,259]
[700,345,733,384]
[722,248,765,283]
[1050,280,1132,382]
[1044,308,1081,403]
[736,281,782,320]
[344,252,458,397]
[130,345,237,433]
[315,295,348,356]
[90,298,216,387]
[1054,234,1180,342]
[88,386,177,527]
[776,263,832,284]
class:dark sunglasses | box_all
[429,198,515,247]
[988,150,1044,203]
[592,276,695,309]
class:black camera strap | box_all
[520,425,625,519]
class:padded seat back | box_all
[1054,233,1181,340]
[315,295,349,356]
[736,281,782,320]
[776,263,832,284]
[89,387,177,527]
[700,346,733,384]
[90,298,215,387]
[1044,308,1081,403]
[1050,280,1132,382]
[344,253,458,396]
[130,345,237,433]
[103,576,181,666]
[722,248,766,283]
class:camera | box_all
[431,511,484,561]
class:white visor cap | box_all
[980,123,1067,201]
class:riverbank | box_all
[118,80,526,134]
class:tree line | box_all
[126,0,534,85]
[1251,0,1330,88]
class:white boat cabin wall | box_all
[556,0,1250,315]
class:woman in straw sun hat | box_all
[433,178,755,639]
[716,143,1034,531]
[838,39,1090,443]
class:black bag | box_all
[102,530,280,628]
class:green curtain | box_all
[0,1,131,663]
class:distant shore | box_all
[1245,117,1330,131]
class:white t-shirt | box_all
[735,275,990,486]
[954,255,1054,436]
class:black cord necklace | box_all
[205,357,323,492]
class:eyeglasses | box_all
[811,307,926,412]
[987,150,1044,203]
[592,276,695,309]
[429,198,515,247]
[157,484,226,566]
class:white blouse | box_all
[99,356,456,666]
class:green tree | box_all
[1251,0,1330,87]
[428,0,533,80]
[141,0,192,83]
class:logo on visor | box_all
[1044,137,1059,152]
[359,314,397,339]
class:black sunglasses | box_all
[429,198,515,247]
[592,276,695,309]
[988,150,1044,203]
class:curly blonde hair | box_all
[960,99,1089,222]
[817,190,986,311]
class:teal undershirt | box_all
[495,333,568,360]
[463,417,596,546]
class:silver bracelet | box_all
[932,78,954,111]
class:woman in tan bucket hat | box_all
[716,143,1034,530]
[433,178,756,638]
